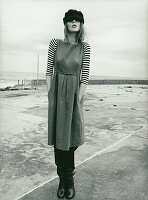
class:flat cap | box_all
[63,9,84,24]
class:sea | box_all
[0,71,46,89]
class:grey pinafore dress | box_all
[48,39,85,151]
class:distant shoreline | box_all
[0,70,148,91]
[30,79,148,85]
[88,79,148,85]
[0,79,148,91]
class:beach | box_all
[0,84,147,200]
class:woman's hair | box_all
[64,23,85,43]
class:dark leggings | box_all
[54,146,78,175]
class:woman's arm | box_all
[79,42,91,101]
[46,38,57,93]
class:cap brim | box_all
[64,14,83,23]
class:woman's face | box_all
[67,19,80,32]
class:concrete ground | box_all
[0,85,148,200]
[17,128,148,200]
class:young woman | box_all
[46,9,91,199]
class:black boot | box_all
[54,148,66,198]
[57,180,65,199]
[65,169,75,199]
[54,147,77,199]
[57,167,66,198]
[64,149,76,199]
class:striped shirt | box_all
[46,38,91,85]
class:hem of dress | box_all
[48,142,85,151]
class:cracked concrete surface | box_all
[0,85,147,200]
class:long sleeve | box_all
[81,42,91,85]
[46,38,58,76]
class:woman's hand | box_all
[78,92,84,102]
[78,82,86,102]
[46,76,52,93]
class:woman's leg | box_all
[54,147,66,198]
[64,147,78,199]
[54,146,78,199]
[70,146,78,151]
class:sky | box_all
[0,0,148,78]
